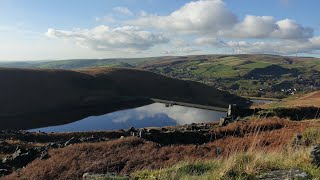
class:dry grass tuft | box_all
[3,118,320,179]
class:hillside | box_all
[0,57,159,69]
[1,54,320,99]
[258,90,320,109]
[0,67,247,130]
[2,118,320,179]
[138,54,320,98]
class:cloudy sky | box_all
[0,0,319,61]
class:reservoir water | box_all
[31,103,226,132]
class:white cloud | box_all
[46,25,169,52]
[43,0,318,58]
[272,19,313,40]
[221,16,313,40]
[224,15,277,38]
[135,103,225,125]
[130,0,237,35]
[194,37,225,47]
[113,6,134,16]
[95,16,116,23]
[130,0,313,41]
[226,37,320,55]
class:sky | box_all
[0,0,320,61]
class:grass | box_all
[259,90,320,109]
[298,127,320,146]
[133,148,320,179]
[133,125,320,179]
[4,118,320,179]
[192,64,239,78]
[237,61,271,69]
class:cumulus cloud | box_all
[113,6,134,16]
[135,103,225,125]
[224,15,277,38]
[46,25,168,51]
[221,16,313,40]
[272,19,313,40]
[130,0,237,34]
[45,0,317,56]
[130,0,313,41]
[226,37,320,55]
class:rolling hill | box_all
[0,67,248,130]
[1,54,320,99]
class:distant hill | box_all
[137,54,320,99]
[0,67,248,130]
[0,57,160,69]
[2,54,320,99]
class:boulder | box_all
[219,117,232,126]
[64,137,80,146]
[2,148,38,168]
[40,150,49,160]
[127,127,137,133]
[47,142,63,149]
[2,146,48,170]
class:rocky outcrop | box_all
[0,135,109,177]
[0,147,48,176]
[126,123,216,145]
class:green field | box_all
[1,54,320,99]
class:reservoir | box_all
[30,103,226,132]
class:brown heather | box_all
[4,118,320,180]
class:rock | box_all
[257,168,310,179]
[311,144,320,167]
[79,136,104,143]
[215,147,223,156]
[0,169,10,176]
[1,146,49,170]
[146,129,160,134]
[219,117,232,126]
[185,124,201,131]
[127,127,137,133]
[47,142,63,149]
[82,173,130,180]
[138,129,146,138]
[2,148,38,168]
[64,137,80,146]
[82,172,90,179]
[40,150,49,160]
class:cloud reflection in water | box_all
[31,103,226,132]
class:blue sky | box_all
[0,0,319,61]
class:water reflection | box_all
[31,103,226,132]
